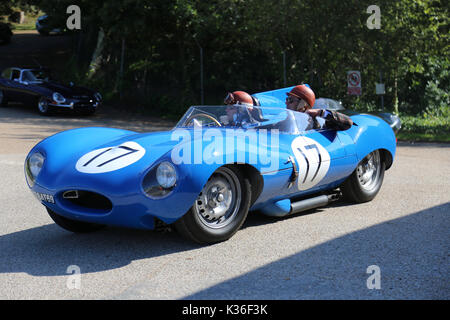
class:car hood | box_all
[33,127,180,192]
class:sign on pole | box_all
[375,83,385,95]
[347,71,361,95]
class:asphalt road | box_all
[0,104,449,300]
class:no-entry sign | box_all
[347,71,361,95]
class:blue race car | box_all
[24,87,396,244]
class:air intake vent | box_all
[62,190,112,212]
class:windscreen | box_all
[175,105,317,134]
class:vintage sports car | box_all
[313,97,402,134]
[0,67,102,115]
[24,87,396,244]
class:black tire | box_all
[1,35,11,44]
[0,89,7,107]
[341,150,385,203]
[46,207,106,233]
[37,97,53,116]
[174,166,252,244]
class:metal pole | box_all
[379,70,384,111]
[200,46,204,105]
[119,38,125,99]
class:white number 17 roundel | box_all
[76,141,146,174]
[291,136,330,190]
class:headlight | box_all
[25,152,45,187]
[142,161,177,198]
[94,92,102,102]
[52,92,65,104]
[156,162,177,188]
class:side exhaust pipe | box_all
[260,193,340,217]
[290,195,332,214]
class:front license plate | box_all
[33,191,55,204]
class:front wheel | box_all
[46,207,106,233]
[341,150,385,203]
[174,166,251,244]
[37,97,53,116]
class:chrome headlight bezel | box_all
[142,161,177,199]
[25,152,45,188]
[52,92,65,104]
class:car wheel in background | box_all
[37,97,52,115]
[0,90,8,107]
[341,149,385,203]
[174,166,252,244]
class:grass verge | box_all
[398,115,449,143]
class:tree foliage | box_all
[15,0,450,116]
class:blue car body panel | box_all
[26,87,396,230]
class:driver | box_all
[286,84,353,131]
[223,91,263,126]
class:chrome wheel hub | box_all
[195,169,241,229]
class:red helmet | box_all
[224,91,254,106]
[287,85,315,108]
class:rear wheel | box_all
[341,150,385,203]
[174,166,251,244]
[46,207,105,233]
[0,89,7,107]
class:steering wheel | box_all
[184,113,222,127]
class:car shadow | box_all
[0,223,202,277]
[0,199,358,277]
[184,202,450,299]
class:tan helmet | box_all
[287,85,315,108]
[224,91,254,106]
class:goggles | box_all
[224,92,236,105]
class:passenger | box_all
[285,85,353,131]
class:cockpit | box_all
[175,105,325,134]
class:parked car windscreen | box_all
[22,69,51,83]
